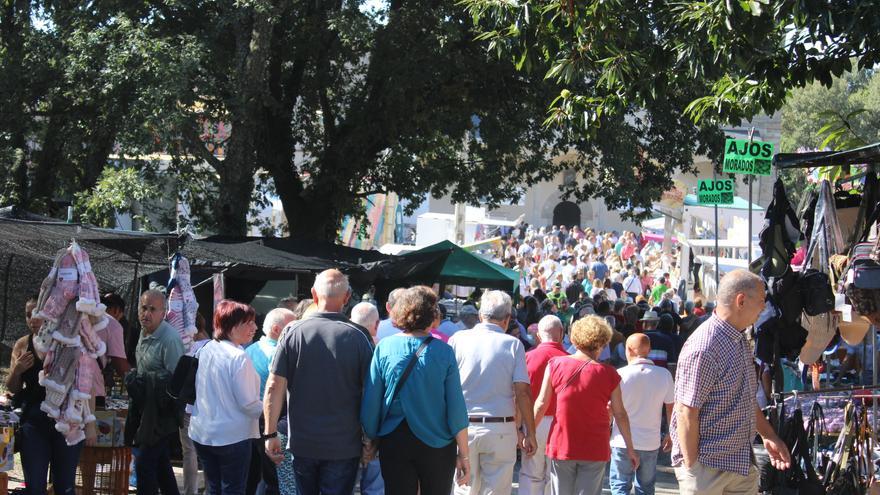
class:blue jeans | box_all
[195,439,253,495]
[292,456,359,495]
[609,447,659,495]
[136,433,181,495]
[19,408,84,495]
[359,459,384,495]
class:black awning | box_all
[774,143,880,169]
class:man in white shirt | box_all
[623,268,643,299]
[609,334,675,495]
[449,291,536,495]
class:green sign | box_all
[697,179,735,205]
[722,138,774,176]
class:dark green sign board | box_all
[722,138,774,176]
[697,179,735,205]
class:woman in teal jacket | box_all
[361,286,470,495]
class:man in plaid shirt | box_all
[670,270,790,494]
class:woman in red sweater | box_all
[533,316,639,495]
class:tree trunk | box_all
[206,6,278,236]
[31,107,70,213]
[1,0,32,205]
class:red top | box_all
[525,342,569,417]
[546,357,621,461]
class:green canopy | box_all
[406,240,519,293]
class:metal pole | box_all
[714,204,719,287]
[748,176,753,263]
[873,325,877,442]
[746,127,756,264]
[713,166,720,288]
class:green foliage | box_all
[779,66,880,206]
[462,0,880,131]
[1,0,723,238]
[74,167,160,229]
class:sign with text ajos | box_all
[722,138,774,176]
[697,179,735,205]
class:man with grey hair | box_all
[449,290,536,495]
[132,289,186,495]
[671,269,790,494]
[456,304,480,331]
[350,302,380,345]
[376,287,406,340]
[349,302,384,495]
[263,269,373,495]
[520,315,567,495]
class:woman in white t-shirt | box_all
[189,300,262,494]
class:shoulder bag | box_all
[383,336,435,422]
[373,336,434,452]
[168,341,208,406]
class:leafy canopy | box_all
[461,0,880,128]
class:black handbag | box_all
[801,269,835,315]
[769,267,804,324]
[853,260,880,289]
[168,354,199,406]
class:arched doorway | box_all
[552,201,581,228]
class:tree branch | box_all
[181,124,225,172]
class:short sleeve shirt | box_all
[91,316,128,397]
[670,315,756,476]
[526,342,569,417]
[546,357,620,461]
[610,358,675,451]
[136,321,185,374]
[449,323,529,418]
[271,312,373,460]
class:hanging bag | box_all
[168,341,208,406]
[799,181,845,364]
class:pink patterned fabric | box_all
[35,251,79,323]
[34,241,107,446]
[166,255,199,351]
[71,243,101,316]
[78,314,106,359]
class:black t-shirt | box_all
[271,312,373,460]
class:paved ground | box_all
[4,451,682,494]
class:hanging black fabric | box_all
[759,179,803,279]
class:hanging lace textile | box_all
[165,253,199,351]
[31,240,108,445]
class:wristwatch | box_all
[261,432,278,440]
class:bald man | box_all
[263,269,373,495]
[671,269,790,494]
[520,316,568,495]
[609,334,674,495]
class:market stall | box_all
[752,148,880,493]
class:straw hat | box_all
[839,312,871,346]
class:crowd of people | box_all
[4,224,795,495]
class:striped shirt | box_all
[670,315,756,476]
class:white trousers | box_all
[453,422,517,495]
[518,417,552,495]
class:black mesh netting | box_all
[0,208,453,348]
[0,208,175,346]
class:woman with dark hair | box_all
[520,296,542,328]
[188,299,262,495]
[361,286,470,495]
[8,296,86,495]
